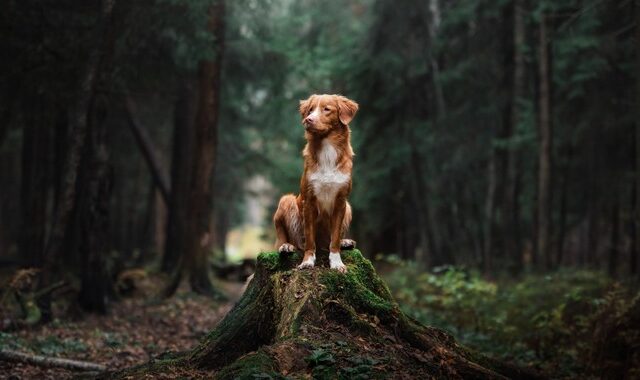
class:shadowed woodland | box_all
[0,0,639,378]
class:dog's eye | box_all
[323,107,330,112]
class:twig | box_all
[0,349,106,372]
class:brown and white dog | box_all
[273,94,358,273]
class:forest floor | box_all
[0,275,246,380]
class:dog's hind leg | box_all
[273,194,303,253]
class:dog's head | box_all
[299,94,358,135]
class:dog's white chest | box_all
[307,141,349,213]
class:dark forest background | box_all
[0,0,639,378]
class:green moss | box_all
[257,251,281,271]
[341,250,394,301]
[216,350,281,380]
[258,251,303,272]
[320,250,395,317]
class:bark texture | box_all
[106,250,541,379]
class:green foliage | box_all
[383,258,638,376]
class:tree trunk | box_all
[427,0,445,119]
[556,150,570,266]
[77,99,113,314]
[52,106,69,218]
[484,151,498,273]
[38,0,117,321]
[607,199,620,277]
[633,0,640,276]
[162,81,195,274]
[19,94,50,267]
[104,249,542,380]
[536,11,553,270]
[506,0,526,273]
[164,0,226,296]
[183,0,226,295]
[408,146,441,268]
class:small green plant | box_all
[306,348,337,379]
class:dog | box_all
[272,94,358,273]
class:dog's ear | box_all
[336,95,359,125]
[299,95,314,118]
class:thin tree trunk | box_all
[77,100,113,313]
[39,0,117,320]
[123,94,171,204]
[427,0,445,118]
[485,3,515,273]
[484,155,497,273]
[20,94,50,267]
[139,179,156,264]
[408,148,439,267]
[506,0,526,273]
[185,0,226,294]
[154,190,167,261]
[536,11,553,270]
[632,179,638,275]
[162,81,195,274]
[52,107,69,219]
[633,0,640,276]
[556,149,571,266]
[607,199,620,277]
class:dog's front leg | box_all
[329,197,348,273]
[299,198,317,269]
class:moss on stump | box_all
[105,250,542,379]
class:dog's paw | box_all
[278,243,296,253]
[297,253,316,270]
[340,239,356,250]
[329,252,347,273]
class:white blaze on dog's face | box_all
[299,94,358,135]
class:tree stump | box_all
[106,250,541,379]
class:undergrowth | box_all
[381,257,640,379]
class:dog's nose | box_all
[304,116,314,125]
